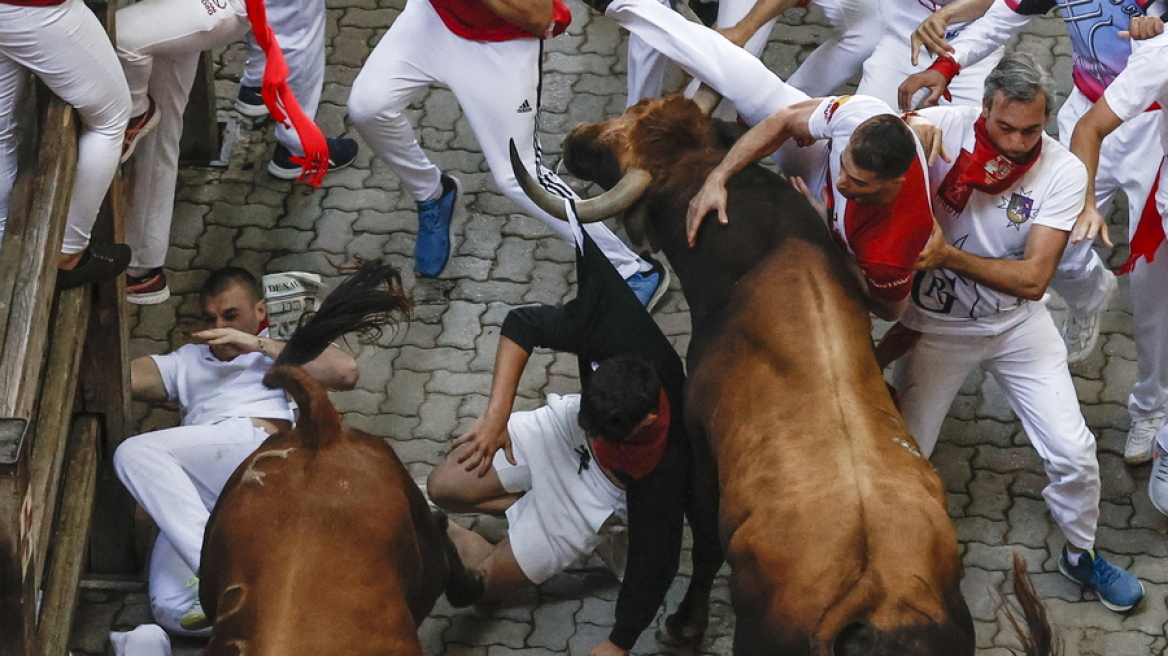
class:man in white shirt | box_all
[893,53,1144,612]
[1070,14,1168,511]
[114,267,358,635]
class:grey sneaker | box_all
[1150,443,1168,515]
[1125,417,1164,465]
[1062,269,1117,364]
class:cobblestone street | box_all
[69,2,1168,654]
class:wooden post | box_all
[180,50,222,164]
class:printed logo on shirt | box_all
[912,269,958,314]
[201,0,227,14]
[824,96,852,122]
[517,100,533,114]
[1002,191,1035,226]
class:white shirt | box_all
[878,0,984,46]
[901,105,1087,335]
[151,329,293,426]
[1104,31,1168,155]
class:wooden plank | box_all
[0,440,34,656]
[0,97,77,419]
[179,51,221,164]
[29,287,91,597]
[34,414,100,656]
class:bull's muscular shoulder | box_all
[711,120,749,149]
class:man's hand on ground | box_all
[453,416,514,477]
[589,640,630,656]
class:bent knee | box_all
[426,462,467,509]
[347,81,404,129]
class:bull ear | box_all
[509,139,651,223]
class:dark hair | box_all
[578,355,662,443]
[984,51,1056,114]
[200,267,263,304]
[849,114,917,180]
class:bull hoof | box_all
[446,567,485,608]
[655,612,706,651]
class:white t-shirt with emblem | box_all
[151,328,294,426]
[901,105,1087,336]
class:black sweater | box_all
[501,229,691,650]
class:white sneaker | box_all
[1150,444,1168,515]
[1125,417,1164,464]
[1062,269,1117,364]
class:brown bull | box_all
[515,95,974,655]
[198,263,482,656]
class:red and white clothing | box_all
[346,0,649,280]
[807,95,935,303]
[1102,31,1168,448]
[0,0,130,253]
[117,0,250,273]
[114,332,288,634]
[856,0,1004,109]
[894,105,1100,550]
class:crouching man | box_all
[892,53,1144,612]
[114,267,358,637]
[427,223,722,656]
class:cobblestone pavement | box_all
[69,2,1168,655]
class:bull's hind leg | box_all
[434,510,486,607]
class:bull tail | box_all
[264,365,342,449]
[1004,552,1060,656]
[432,509,485,608]
[272,258,413,369]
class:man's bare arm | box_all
[915,223,1068,301]
[911,0,995,65]
[131,357,169,403]
[193,328,359,391]
[1069,97,1124,246]
[686,98,822,244]
[718,0,799,47]
[480,0,554,36]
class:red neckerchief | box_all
[243,0,330,186]
[938,116,1041,215]
[1120,158,1167,275]
[591,389,670,482]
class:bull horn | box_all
[509,139,651,223]
[672,1,724,116]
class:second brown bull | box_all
[515,95,975,655]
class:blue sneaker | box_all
[268,138,359,180]
[625,254,670,312]
[1058,546,1144,612]
[415,174,460,277]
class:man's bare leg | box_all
[427,443,523,515]
[446,525,532,604]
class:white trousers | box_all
[0,0,130,253]
[856,33,1003,109]
[110,624,172,656]
[240,0,326,155]
[347,0,645,278]
[626,0,878,105]
[117,0,250,271]
[113,418,269,577]
[1054,90,1168,428]
[148,533,213,636]
[892,309,1100,550]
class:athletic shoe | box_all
[1124,417,1164,465]
[1058,546,1144,612]
[234,84,269,118]
[57,241,131,289]
[415,174,460,277]
[1062,268,1117,364]
[267,138,359,180]
[179,577,210,631]
[126,268,170,306]
[625,254,670,312]
[1150,443,1168,515]
[120,97,160,164]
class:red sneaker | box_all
[121,97,160,163]
[126,268,170,305]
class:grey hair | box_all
[983,52,1057,114]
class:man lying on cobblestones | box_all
[346,0,666,309]
[426,219,721,656]
[891,54,1145,612]
[114,268,358,635]
[1070,14,1168,515]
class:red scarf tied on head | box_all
[243,0,331,186]
[591,389,670,482]
[938,116,1041,216]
